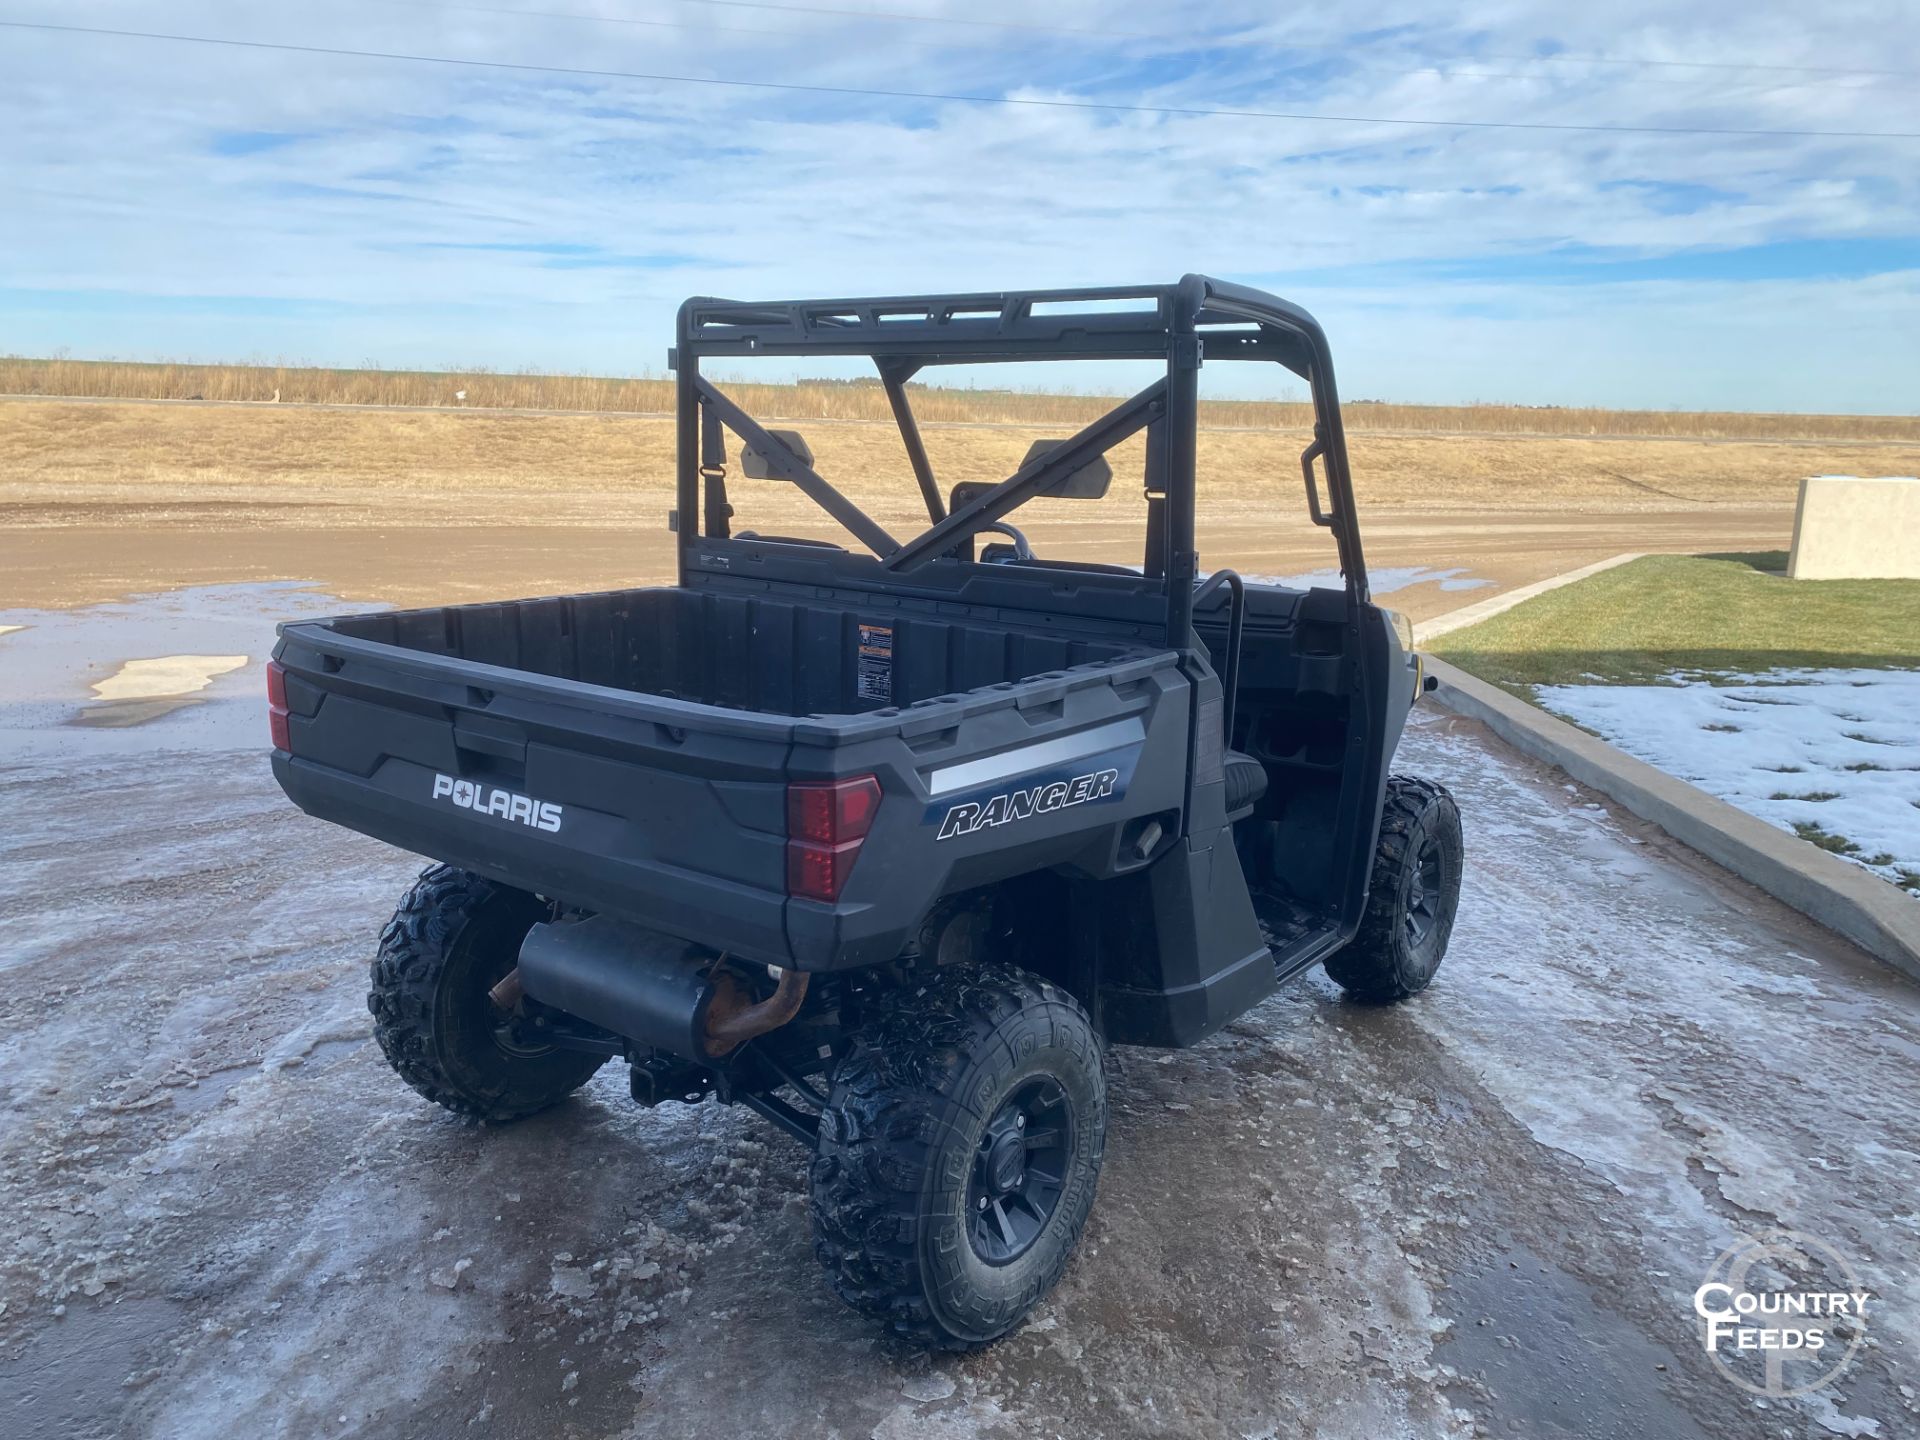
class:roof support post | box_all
[879,360,944,524]
[1163,300,1203,646]
[672,325,700,579]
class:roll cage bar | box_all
[670,273,1370,644]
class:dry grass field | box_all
[6,392,1915,614]
[7,356,1920,442]
[13,398,1912,524]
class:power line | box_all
[381,0,1904,91]
[5,19,1917,140]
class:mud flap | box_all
[1098,824,1276,1047]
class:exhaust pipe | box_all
[703,965,809,1056]
[515,914,804,1063]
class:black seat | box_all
[1224,750,1268,818]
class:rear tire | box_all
[369,864,605,1121]
[809,964,1106,1350]
[1325,775,1462,1003]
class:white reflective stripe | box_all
[924,717,1145,796]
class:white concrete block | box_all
[1788,475,1920,580]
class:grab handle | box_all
[1300,433,1333,528]
[1192,569,1246,745]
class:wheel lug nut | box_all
[978,1195,989,1209]
[1015,1114,1025,1129]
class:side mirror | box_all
[740,428,815,479]
[1020,439,1112,499]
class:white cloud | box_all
[2,0,1916,408]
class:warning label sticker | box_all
[856,622,894,702]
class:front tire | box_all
[809,964,1106,1350]
[1325,775,1463,1002]
[369,864,605,1121]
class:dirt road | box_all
[0,507,1794,619]
[1,591,1915,1439]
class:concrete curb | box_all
[1415,553,1644,644]
[1424,655,1920,983]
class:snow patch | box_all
[1536,668,1920,891]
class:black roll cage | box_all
[670,273,1370,644]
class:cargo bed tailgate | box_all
[271,621,798,965]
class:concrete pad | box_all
[1788,475,1920,579]
[1425,655,1920,982]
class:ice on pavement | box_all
[1538,668,1920,890]
[77,653,251,728]
[5,665,1918,1435]
[1255,564,1492,594]
[0,583,368,757]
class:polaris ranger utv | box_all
[268,274,1462,1349]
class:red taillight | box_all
[789,774,882,844]
[786,774,881,902]
[787,840,860,904]
[267,660,291,752]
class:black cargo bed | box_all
[272,584,1183,969]
[321,585,1156,720]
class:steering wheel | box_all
[977,522,1032,562]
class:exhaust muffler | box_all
[515,914,806,1063]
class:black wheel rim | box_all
[1404,830,1444,952]
[966,1076,1072,1266]
[450,919,555,1060]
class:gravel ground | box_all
[3,615,1918,1438]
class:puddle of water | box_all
[0,583,365,760]
[77,655,250,729]
[71,697,204,730]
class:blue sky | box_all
[2,1,1918,410]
